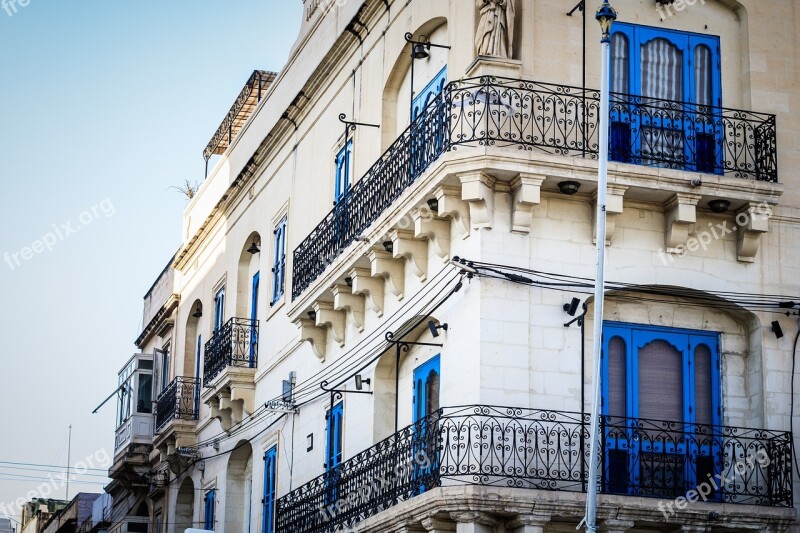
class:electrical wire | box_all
[0,465,108,478]
[188,266,461,450]
[790,318,800,479]
[0,460,108,472]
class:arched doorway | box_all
[174,478,195,533]
[225,442,254,533]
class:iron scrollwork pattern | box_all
[155,376,200,433]
[203,317,259,386]
[276,405,792,532]
[291,76,778,301]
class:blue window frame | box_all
[334,140,353,205]
[159,346,170,392]
[271,217,287,305]
[250,272,260,362]
[324,402,344,503]
[213,287,225,333]
[203,489,215,530]
[411,66,448,178]
[601,322,721,498]
[412,355,440,494]
[412,66,448,121]
[195,334,202,414]
[610,23,722,173]
[262,446,277,533]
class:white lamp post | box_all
[583,2,617,533]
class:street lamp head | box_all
[595,1,617,43]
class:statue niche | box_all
[475,0,516,59]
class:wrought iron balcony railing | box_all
[155,376,200,433]
[292,76,778,300]
[276,405,792,532]
[203,317,259,386]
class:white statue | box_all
[475,0,516,59]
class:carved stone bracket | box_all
[313,301,346,346]
[413,210,451,259]
[602,519,636,533]
[593,184,627,245]
[368,249,405,298]
[349,267,384,317]
[511,173,546,233]
[665,193,701,253]
[505,513,551,533]
[331,284,365,332]
[389,229,428,280]
[294,317,326,360]
[460,172,496,229]
[736,202,771,263]
[435,186,470,239]
[420,517,456,532]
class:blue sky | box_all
[0,0,301,517]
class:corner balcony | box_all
[276,405,793,532]
[151,377,200,468]
[201,317,259,431]
[292,77,779,303]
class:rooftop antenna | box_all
[65,425,72,501]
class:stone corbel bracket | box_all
[349,267,384,317]
[435,185,470,239]
[460,172,496,229]
[593,185,627,245]
[737,202,771,262]
[368,249,405,298]
[331,284,365,332]
[388,229,428,280]
[313,301,346,347]
[511,173,546,233]
[294,317,326,360]
[665,193,701,253]
[413,210,451,260]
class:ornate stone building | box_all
[108,0,800,531]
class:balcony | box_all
[292,77,778,300]
[203,317,259,385]
[201,317,259,432]
[155,377,200,433]
[276,405,792,532]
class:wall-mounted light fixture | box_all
[427,198,439,213]
[307,310,317,321]
[558,181,581,195]
[354,374,371,391]
[564,298,582,316]
[708,200,731,214]
[428,321,449,338]
[382,241,394,253]
[306,434,314,452]
[772,320,784,339]
[246,238,261,254]
[192,305,203,318]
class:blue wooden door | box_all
[203,489,215,530]
[262,446,277,533]
[411,66,447,178]
[250,272,260,364]
[325,402,344,503]
[213,287,225,333]
[194,334,201,414]
[412,355,440,493]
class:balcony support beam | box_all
[506,513,550,533]
[368,249,405,299]
[294,318,326,360]
[593,185,627,245]
[450,512,497,533]
[349,267,384,317]
[459,172,495,230]
[665,193,701,253]
[414,211,451,260]
[736,202,771,263]
[332,284,365,332]
[511,174,546,234]
[389,229,428,281]
[313,301,346,347]
[602,519,635,533]
[420,517,456,532]
[435,186,470,239]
